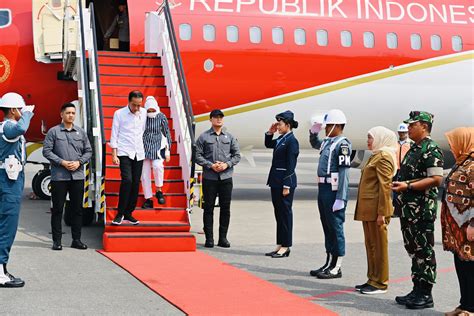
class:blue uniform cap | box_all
[275,110,294,122]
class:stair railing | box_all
[145,1,196,210]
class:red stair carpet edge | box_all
[98,250,336,316]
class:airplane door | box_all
[32,0,78,63]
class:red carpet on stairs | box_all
[99,250,336,315]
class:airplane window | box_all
[249,26,262,44]
[294,28,306,46]
[410,34,422,50]
[226,26,239,43]
[0,9,11,28]
[452,36,462,52]
[431,35,441,51]
[387,32,398,49]
[203,24,216,42]
[317,30,328,46]
[363,32,375,48]
[272,27,284,45]
[179,24,192,41]
[341,31,352,47]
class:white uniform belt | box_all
[318,176,331,184]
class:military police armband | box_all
[338,144,351,167]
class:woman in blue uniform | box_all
[264,110,299,258]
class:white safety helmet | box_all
[323,109,347,125]
[0,92,26,109]
[397,123,409,132]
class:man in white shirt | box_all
[109,91,146,225]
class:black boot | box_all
[316,255,342,279]
[406,292,434,309]
[217,230,230,248]
[203,211,214,248]
[310,253,331,276]
[0,264,25,288]
[156,191,166,205]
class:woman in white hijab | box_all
[354,126,398,295]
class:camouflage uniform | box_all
[397,111,444,294]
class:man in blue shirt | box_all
[309,109,352,279]
[0,92,34,288]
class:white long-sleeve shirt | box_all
[109,106,147,161]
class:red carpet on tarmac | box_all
[99,250,336,315]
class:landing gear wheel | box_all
[64,202,95,227]
[32,169,51,200]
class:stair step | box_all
[101,84,166,97]
[103,232,196,252]
[100,74,165,86]
[103,128,176,143]
[98,51,157,57]
[105,208,188,221]
[99,65,163,76]
[103,116,173,130]
[104,220,190,232]
[102,105,170,117]
[106,193,187,209]
[105,164,182,179]
[101,96,169,107]
[105,179,184,194]
[98,56,162,67]
[104,152,179,166]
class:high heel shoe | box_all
[271,248,290,258]
[265,251,277,256]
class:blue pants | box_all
[318,183,346,256]
[271,188,294,247]
[0,170,24,264]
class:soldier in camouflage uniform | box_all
[392,111,444,310]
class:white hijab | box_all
[144,96,160,116]
[368,126,398,175]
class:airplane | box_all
[0,0,472,183]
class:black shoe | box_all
[310,253,332,276]
[406,293,434,309]
[265,251,278,257]
[112,214,124,225]
[204,239,214,248]
[395,290,417,305]
[360,284,387,295]
[217,238,230,248]
[271,248,290,258]
[123,214,139,225]
[156,191,166,205]
[52,242,62,251]
[71,240,88,250]
[355,283,369,291]
[316,268,342,279]
[142,199,154,209]
[0,265,25,288]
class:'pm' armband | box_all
[338,144,351,167]
[427,167,443,177]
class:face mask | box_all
[147,112,158,119]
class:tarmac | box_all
[1,150,460,315]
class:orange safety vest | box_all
[396,140,411,170]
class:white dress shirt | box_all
[109,105,147,161]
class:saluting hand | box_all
[268,123,278,134]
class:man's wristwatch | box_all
[406,181,413,191]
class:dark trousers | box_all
[51,180,84,242]
[454,254,474,312]
[0,171,24,264]
[119,41,130,51]
[271,188,294,247]
[318,184,346,256]
[202,178,233,239]
[400,218,436,293]
[118,156,143,215]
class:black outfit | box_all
[265,132,299,247]
[119,41,130,51]
[454,254,474,312]
[202,178,233,242]
[51,180,84,242]
[117,156,143,216]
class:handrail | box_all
[89,3,106,146]
[161,1,195,152]
[77,0,92,136]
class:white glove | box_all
[21,105,35,113]
[310,122,322,134]
[332,199,345,212]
